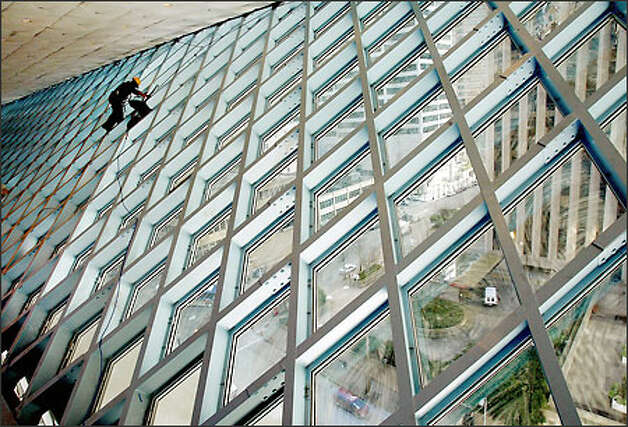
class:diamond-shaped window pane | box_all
[523,2,586,43]
[393,147,478,259]
[314,217,384,330]
[315,98,365,159]
[409,228,520,386]
[187,211,230,269]
[61,316,100,369]
[204,158,241,202]
[253,156,297,214]
[126,265,165,317]
[146,361,201,425]
[311,312,398,424]
[224,295,289,404]
[504,147,625,292]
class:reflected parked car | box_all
[334,387,369,418]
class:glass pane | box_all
[168,281,216,354]
[147,362,201,425]
[548,262,626,425]
[94,337,143,413]
[250,398,283,425]
[433,3,493,56]
[603,108,627,162]
[314,59,359,109]
[504,147,625,291]
[225,296,289,403]
[475,81,560,181]
[254,156,297,213]
[420,1,445,19]
[261,110,299,154]
[314,219,384,330]
[62,317,100,368]
[188,212,230,268]
[73,245,93,271]
[382,90,451,169]
[410,229,519,385]
[127,266,165,317]
[315,152,374,230]
[150,208,182,249]
[169,159,198,192]
[374,50,430,110]
[557,19,626,102]
[452,34,523,108]
[311,313,398,424]
[315,98,365,159]
[523,2,585,42]
[432,343,559,426]
[204,158,241,202]
[393,147,478,258]
[120,205,144,232]
[41,301,67,336]
[360,2,393,28]
[366,12,418,65]
[95,253,125,292]
[241,216,294,294]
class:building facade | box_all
[1,1,626,425]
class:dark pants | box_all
[101,96,152,132]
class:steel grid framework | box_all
[1,1,626,425]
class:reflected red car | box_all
[334,387,369,418]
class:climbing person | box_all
[101,77,151,132]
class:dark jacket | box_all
[109,81,142,103]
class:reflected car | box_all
[483,286,498,306]
[339,263,357,274]
[334,387,369,418]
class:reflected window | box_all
[366,11,417,65]
[310,310,398,424]
[603,107,627,161]
[373,47,427,110]
[313,58,358,109]
[314,97,365,159]
[60,315,100,369]
[252,154,297,214]
[223,294,289,404]
[314,149,373,230]
[241,214,294,295]
[125,263,165,318]
[313,216,384,330]
[169,158,198,193]
[204,157,241,202]
[392,146,478,258]
[166,278,216,355]
[504,147,624,292]
[409,228,519,385]
[149,205,182,249]
[523,2,583,42]
[186,210,230,269]
[145,360,202,425]
[432,3,493,56]
[547,262,626,425]
[92,336,143,414]
[267,72,302,110]
[95,252,126,293]
[261,109,299,153]
[40,299,68,336]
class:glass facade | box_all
[1,1,625,425]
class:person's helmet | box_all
[133,77,141,86]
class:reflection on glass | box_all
[93,337,143,413]
[126,264,165,318]
[393,147,478,258]
[314,218,384,330]
[315,151,373,229]
[603,108,627,161]
[420,1,445,19]
[61,316,100,369]
[475,81,560,181]
[167,279,216,355]
[120,203,144,232]
[241,215,294,294]
[187,211,230,268]
[382,90,451,169]
[249,397,283,425]
[40,300,68,336]
[374,49,431,110]
[315,98,365,159]
[433,3,493,56]
[149,206,182,249]
[410,229,519,385]
[366,12,417,65]
[523,2,583,42]
[224,296,289,404]
[95,252,125,292]
[169,158,198,193]
[360,2,393,29]
[557,19,626,102]
[267,73,302,111]
[547,262,626,425]
[311,313,398,425]
[452,34,523,108]
[73,245,94,271]
[254,156,297,213]
[204,158,241,202]
[146,362,201,425]
[314,59,359,109]
[504,148,625,291]
[261,109,299,154]
[432,343,558,425]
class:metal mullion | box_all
[186,14,270,425]
[415,4,582,425]
[497,3,627,208]
[347,3,417,424]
